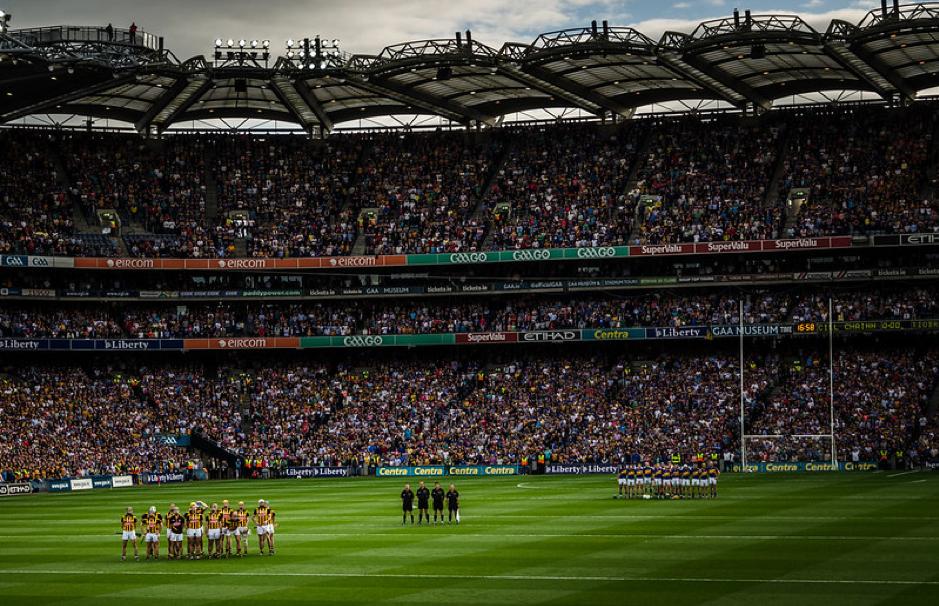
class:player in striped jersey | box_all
[120,507,139,562]
[141,506,163,560]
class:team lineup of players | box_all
[401,481,460,525]
[617,463,720,499]
[119,499,276,561]
[116,469,712,561]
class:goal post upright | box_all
[739,299,746,469]
[829,296,837,469]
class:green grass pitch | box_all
[1,472,937,605]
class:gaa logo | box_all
[449,252,488,264]
[342,335,384,347]
[511,249,550,261]
[575,247,616,259]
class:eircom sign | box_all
[0,482,33,496]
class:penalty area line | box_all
[1,569,937,586]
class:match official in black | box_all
[431,481,445,526]
[401,483,415,525]
[416,481,430,526]
[446,483,460,524]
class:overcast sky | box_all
[4,0,883,60]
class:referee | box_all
[431,482,445,526]
[400,483,415,525]
[416,481,430,526]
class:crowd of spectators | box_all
[61,134,223,257]
[3,286,937,338]
[352,132,498,254]
[5,104,939,259]
[780,106,939,237]
[483,124,639,250]
[212,135,360,258]
[0,131,91,256]
[3,347,936,478]
[631,118,782,244]
[746,351,939,462]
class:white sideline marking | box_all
[886,471,919,478]
[2,569,937,586]
[2,532,935,542]
[911,480,927,483]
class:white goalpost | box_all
[738,298,838,470]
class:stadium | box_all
[1,0,939,603]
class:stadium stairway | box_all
[918,382,939,442]
[921,114,939,201]
[765,123,794,237]
[204,145,219,222]
[48,142,95,232]
[470,135,512,224]
[189,428,241,470]
[624,126,653,245]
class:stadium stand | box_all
[3,287,939,338]
[3,104,939,259]
[3,345,937,478]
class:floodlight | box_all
[227,39,234,47]
[238,39,246,48]
[262,40,270,49]
[286,50,294,59]
[286,39,295,48]
[215,38,223,48]
[250,40,258,48]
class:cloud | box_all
[625,6,872,40]
[4,0,633,58]
[3,0,877,59]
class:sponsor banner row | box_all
[871,233,939,247]
[0,338,184,351]
[301,334,456,348]
[0,255,73,269]
[16,233,936,273]
[5,267,936,302]
[43,474,134,493]
[545,463,620,475]
[0,482,34,496]
[70,255,407,271]
[3,320,939,352]
[140,472,186,484]
[375,465,518,477]
[730,462,878,473]
[283,466,351,478]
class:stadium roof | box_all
[3,3,939,133]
